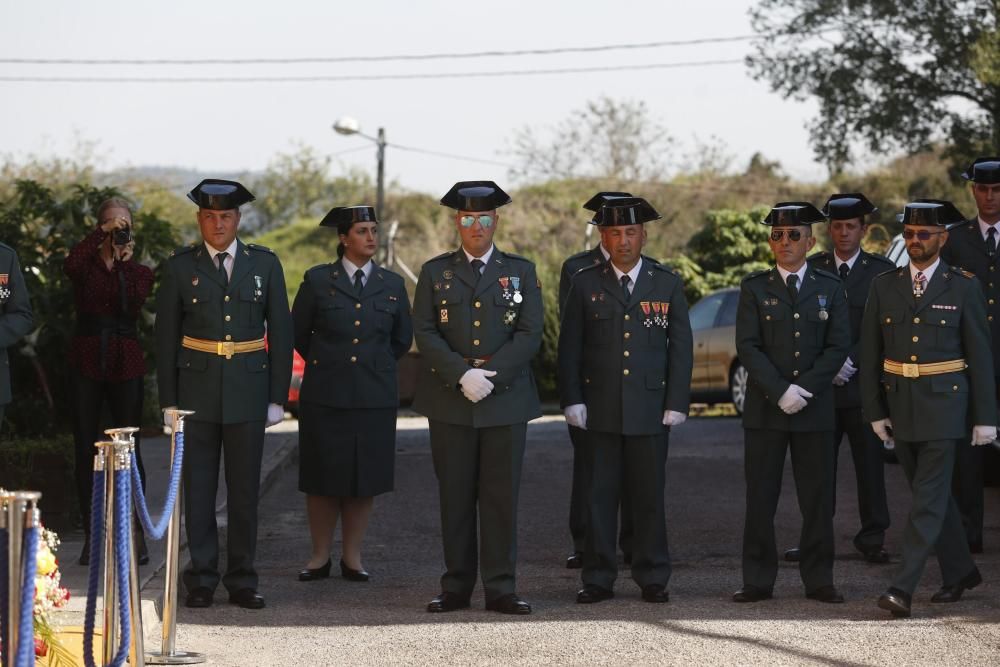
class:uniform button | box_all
[585,378,591,384]
[913,317,920,324]
[794,331,800,338]
[474,301,481,308]
[312,360,318,365]
[940,320,946,325]
[910,355,917,361]
[793,313,800,319]
[991,315,995,321]
[624,315,630,321]
[352,338,359,344]
[350,356,357,363]
[473,339,480,346]
[356,303,362,310]
[225,335,232,341]
[912,336,918,342]
[623,369,630,376]
[990,299,996,305]
[262,364,267,369]
[990,283,995,288]
[953,385,959,391]
[224,296,230,302]
[474,320,481,327]
[885,317,891,323]
[793,370,799,377]
[661,380,666,386]
[354,320,361,327]
[623,351,630,358]
[440,299,447,305]
[624,332,630,339]
[192,298,198,304]
[794,351,800,358]
[991,266,996,272]
[431,367,436,373]
[765,315,771,321]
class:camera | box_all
[112,227,132,246]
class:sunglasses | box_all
[902,229,946,240]
[459,214,494,228]
[770,229,804,242]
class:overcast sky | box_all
[0,0,827,196]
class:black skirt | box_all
[298,403,397,497]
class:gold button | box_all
[624,315,630,321]
[356,303,362,309]
[624,332,631,339]
[224,315,231,322]
[263,364,267,369]
[991,315,995,321]
[991,283,995,288]
[793,370,799,377]
[794,351,800,358]
[765,315,771,321]
[224,296,230,302]
[910,355,917,361]
[623,351,630,358]
[623,369,630,376]
[441,299,447,305]
[474,320,481,327]
[225,334,232,341]
[885,317,891,323]
[793,313,800,319]
[912,336,918,342]
[473,339,480,346]
[312,359,318,365]
[352,338,359,344]
[794,331,800,338]
[991,266,996,272]
[940,320,946,325]
[192,298,198,304]
[354,320,361,326]
[350,356,357,363]
[990,299,996,305]
[585,378,590,384]
[913,317,920,324]
[474,301,481,308]
[953,385,959,391]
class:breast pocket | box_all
[929,311,960,349]
[240,284,264,325]
[494,294,520,329]
[807,309,829,347]
[374,299,399,332]
[182,286,210,313]
[760,308,785,345]
[584,306,613,345]
[880,309,903,345]
[321,302,346,332]
[436,293,463,330]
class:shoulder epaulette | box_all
[951,266,975,279]
[649,262,678,277]
[426,250,458,263]
[807,251,832,262]
[247,243,274,254]
[499,249,533,264]
[0,242,13,254]
[866,253,896,268]
[875,266,904,280]
[574,262,603,277]
[168,244,198,258]
[811,267,840,281]
[742,269,770,283]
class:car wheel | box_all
[730,363,748,415]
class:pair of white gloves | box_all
[871,418,997,447]
[563,404,687,429]
[162,403,286,428]
[778,384,813,414]
[459,368,496,403]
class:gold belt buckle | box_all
[218,341,235,360]
[901,363,920,378]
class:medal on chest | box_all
[817,294,828,320]
[510,276,522,303]
[499,276,511,300]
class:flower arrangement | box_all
[32,527,74,666]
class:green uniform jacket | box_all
[940,219,1000,379]
[155,240,294,424]
[0,243,34,406]
[736,267,850,432]
[411,246,543,428]
[808,250,895,409]
[859,264,997,441]
[558,246,605,317]
[558,259,693,435]
[291,261,413,409]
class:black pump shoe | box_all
[298,559,332,582]
[340,559,370,582]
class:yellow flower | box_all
[36,547,56,576]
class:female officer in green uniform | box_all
[292,206,412,582]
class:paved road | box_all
[160,416,1000,666]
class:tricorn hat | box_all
[901,199,966,227]
[762,201,825,226]
[821,193,877,220]
[439,180,512,212]
[582,191,633,212]
[961,157,1000,184]
[187,179,255,210]
[588,197,661,227]
[319,206,379,230]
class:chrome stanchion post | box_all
[95,440,119,666]
[4,490,41,667]
[146,409,203,665]
[107,427,145,667]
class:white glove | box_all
[871,418,893,445]
[662,410,687,426]
[162,407,177,429]
[459,368,497,403]
[265,403,285,428]
[777,384,813,414]
[833,358,857,386]
[564,404,587,430]
[972,425,997,446]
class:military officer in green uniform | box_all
[412,180,543,615]
[940,157,1000,553]
[155,179,293,610]
[734,202,850,604]
[861,199,996,618]
[783,194,894,564]
[559,196,692,604]
[559,191,635,570]
[0,242,34,429]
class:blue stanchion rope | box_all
[13,525,38,667]
[1,525,8,667]
[108,470,132,667]
[83,469,105,667]
[131,432,184,540]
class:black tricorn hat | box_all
[762,201,825,226]
[439,180,512,212]
[319,206,379,230]
[901,199,966,227]
[961,157,1000,184]
[187,179,255,210]
[588,197,661,226]
[582,191,633,212]
[821,193,878,220]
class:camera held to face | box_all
[112,226,132,246]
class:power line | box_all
[0,59,745,84]
[389,143,515,169]
[0,35,758,66]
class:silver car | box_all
[688,287,746,413]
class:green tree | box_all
[747,1,1000,172]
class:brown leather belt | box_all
[182,335,266,360]
[883,358,966,378]
[464,356,492,368]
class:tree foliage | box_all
[747,0,1000,172]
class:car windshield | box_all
[690,292,727,331]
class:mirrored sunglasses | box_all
[902,229,946,240]
[459,214,494,228]
[770,229,803,242]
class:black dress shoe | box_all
[641,584,669,603]
[228,588,266,609]
[862,547,890,564]
[185,587,214,608]
[566,552,583,569]
[784,547,801,562]
[298,559,332,582]
[426,592,470,613]
[340,560,370,582]
[576,584,614,604]
[485,593,532,615]
[806,585,845,603]
[733,586,773,603]
[877,587,911,617]
[931,568,982,603]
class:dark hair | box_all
[336,219,376,258]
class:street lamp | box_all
[332,116,387,259]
